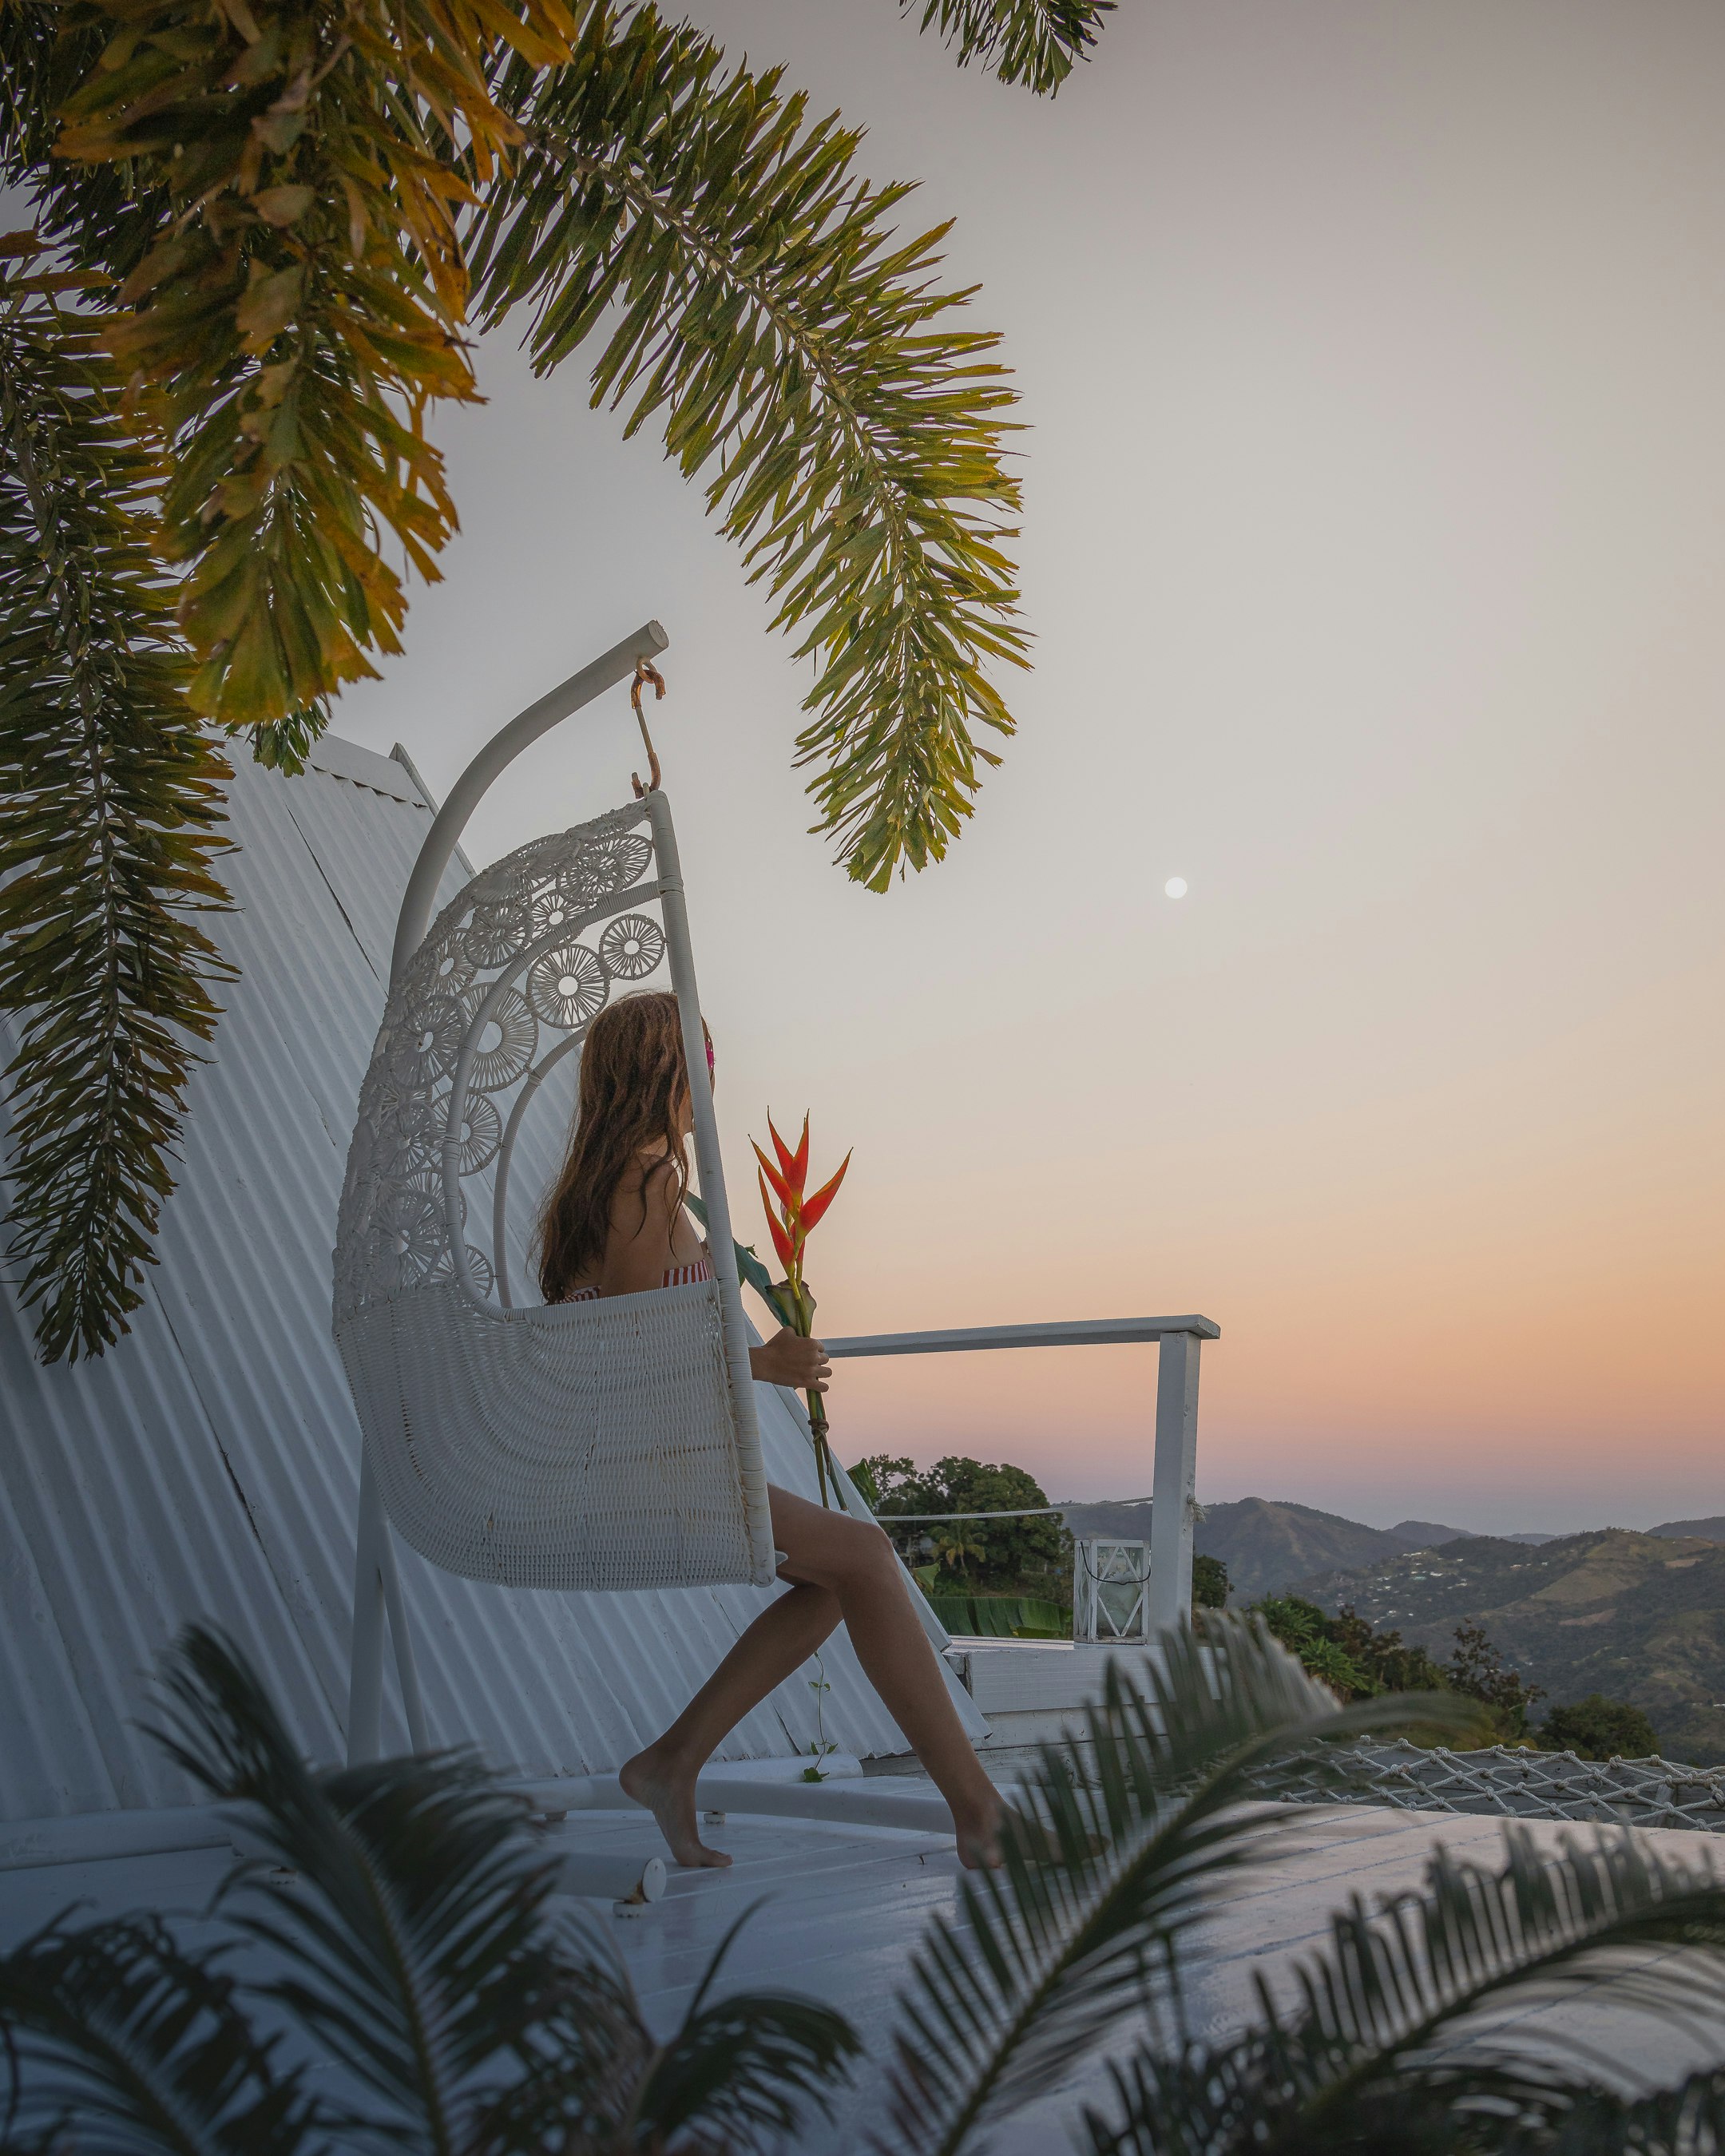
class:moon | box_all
[1164,877,1188,899]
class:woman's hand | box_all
[750,1329,831,1393]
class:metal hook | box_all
[630,658,666,796]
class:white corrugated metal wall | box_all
[0,736,984,1821]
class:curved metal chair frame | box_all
[336,621,771,1765]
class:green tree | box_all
[1191,1551,1229,1611]
[869,1452,1064,1591]
[1252,1596,1477,1711]
[0,0,1112,1361]
[1446,1617,1544,1742]
[931,1522,987,1575]
[1538,1691,1661,1762]
[1327,1603,1451,1695]
[1251,1595,1374,1700]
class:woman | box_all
[537,990,1004,1869]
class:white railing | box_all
[823,1316,1219,1635]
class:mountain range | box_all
[1060,1496,1545,1602]
[1290,1529,1725,1766]
[1056,1496,1724,1604]
[1052,1496,1725,1759]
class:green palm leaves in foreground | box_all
[874,1616,1485,2156]
[1084,1822,1725,2155]
[872,1611,1725,2156]
[0,240,235,1361]
[474,10,1028,888]
[0,0,1108,1361]
[2,1623,859,2152]
[3,1617,1725,2151]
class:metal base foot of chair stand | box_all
[545,1847,667,1911]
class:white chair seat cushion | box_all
[338,1276,770,1591]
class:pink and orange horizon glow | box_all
[339,0,1725,1534]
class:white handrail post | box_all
[1148,1331,1203,1632]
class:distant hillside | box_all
[1292,1530,1725,1766]
[1055,1499,1156,1544]
[1053,1497,1487,1599]
[1652,1517,1725,1544]
[1390,1519,1476,1549]
[1189,1499,1416,1602]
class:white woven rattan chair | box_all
[334,785,772,1569]
[334,624,775,1771]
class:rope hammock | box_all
[332,786,777,1596]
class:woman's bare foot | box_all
[619,1743,732,1869]
[953,1797,1101,1870]
[952,1791,1005,1871]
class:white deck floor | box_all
[5,1801,1720,2150]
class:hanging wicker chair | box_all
[332,787,775,1601]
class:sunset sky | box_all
[336,0,1725,1533]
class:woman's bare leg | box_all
[619,1575,840,1866]
[621,1484,1002,1869]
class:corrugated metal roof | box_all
[0,739,985,1821]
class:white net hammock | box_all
[332,791,777,1594]
[1251,1738,1725,1835]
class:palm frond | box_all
[874,1615,1479,2156]
[634,1906,863,2143]
[0,236,234,1363]
[42,0,581,747]
[1085,1822,1725,2156]
[0,2,166,287]
[145,1624,858,2153]
[1534,2070,1725,2156]
[474,2,1029,890]
[1,1,81,176]
[0,1911,316,2156]
[145,1623,565,2146]
[903,0,1113,94]
[462,1934,660,2154]
[482,1899,862,2150]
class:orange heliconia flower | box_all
[751,1112,851,1508]
[751,1113,851,1286]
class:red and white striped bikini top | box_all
[561,1254,712,1304]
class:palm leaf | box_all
[0,0,169,289]
[144,1624,858,2154]
[1085,1821,1725,2155]
[0,1912,317,2156]
[903,0,1113,94]
[874,1614,1480,2156]
[1538,2070,1725,2155]
[38,0,581,747]
[145,1623,569,2146]
[474,2,1030,890]
[0,236,235,1363]
[466,1903,859,2153]
[635,1905,862,2143]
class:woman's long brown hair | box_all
[536,992,690,1303]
